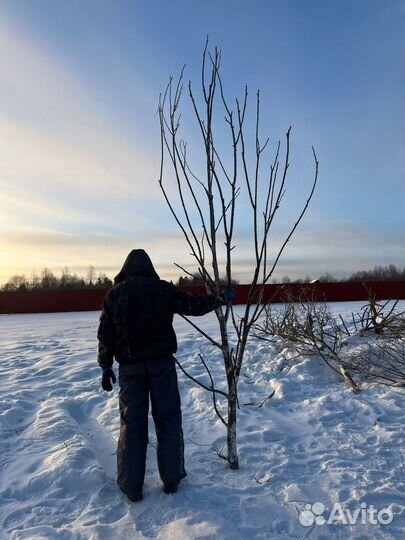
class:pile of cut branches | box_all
[254,287,405,391]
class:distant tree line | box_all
[345,264,405,282]
[1,264,403,292]
[277,264,405,284]
[175,275,240,287]
[1,266,113,292]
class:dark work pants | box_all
[117,356,186,496]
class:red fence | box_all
[0,288,107,315]
[0,281,403,315]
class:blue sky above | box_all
[0,0,404,283]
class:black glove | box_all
[222,287,236,304]
[101,367,116,392]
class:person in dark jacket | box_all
[97,249,222,502]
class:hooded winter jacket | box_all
[97,249,221,368]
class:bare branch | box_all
[178,313,222,349]
[175,357,228,400]
[199,354,228,426]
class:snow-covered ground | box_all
[0,302,404,540]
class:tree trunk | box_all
[227,379,239,469]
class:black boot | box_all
[127,491,143,502]
[163,483,178,494]
[119,484,144,502]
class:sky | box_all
[0,0,404,284]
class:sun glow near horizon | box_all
[0,1,404,286]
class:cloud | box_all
[0,11,162,230]
[0,10,171,283]
[0,7,403,287]
[267,221,405,279]
[1,217,403,285]
[0,226,189,284]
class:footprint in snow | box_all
[64,400,117,481]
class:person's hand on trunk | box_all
[221,287,236,304]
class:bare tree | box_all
[40,268,58,289]
[344,338,405,387]
[158,42,318,469]
[1,274,29,291]
[255,288,405,390]
[354,283,404,335]
[254,288,360,393]
[86,265,96,287]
